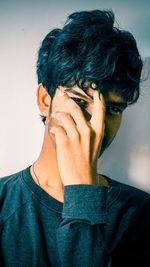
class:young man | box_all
[0,10,150,267]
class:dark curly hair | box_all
[36,9,143,124]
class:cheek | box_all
[105,115,122,142]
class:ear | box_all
[37,84,51,117]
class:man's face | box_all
[48,84,127,157]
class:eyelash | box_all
[106,106,123,115]
[72,98,124,115]
[72,98,88,108]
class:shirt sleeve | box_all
[57,184,112,267]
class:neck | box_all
[30,123,109,202]
[30,124,64,201]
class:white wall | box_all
[0,0,150,192]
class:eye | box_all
[106,105,123,115]
[72,98,88,109]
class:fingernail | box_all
[58,88,68,97]
[58,91,66,97]
[91,82,97,89]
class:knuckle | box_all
[61,138,69,146]
[71,130,80,140]
[83,126,91,136]
[72,104,80,112]
[65,113,71,119]
[52,125,60,133]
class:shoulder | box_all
[106,176,150,221]
[0,169,22,199]
[0,167,33,224]
[109,177,150,202]
[0,168,26,196]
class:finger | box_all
[49,125,68,147]
[90,90,105,135]
[58,87,90,135]
[51,112,80,141]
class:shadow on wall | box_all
[99,58,150,193]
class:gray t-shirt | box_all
[0,166,150,266]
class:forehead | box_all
[82,81,126,101]
[102,90,126,104]
[65,84,127,104]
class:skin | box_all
[30,83,127,202]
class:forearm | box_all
[57,185,112,267]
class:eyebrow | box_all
[65,87,128,109]
[106,101,128,109]
[65,88,93,101]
